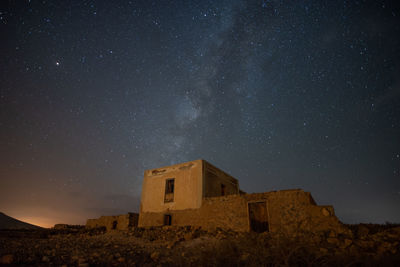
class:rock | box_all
[0,254,14,264]
[118,257,125,262]
[376,241,392,254]
[327,237,339,245]
[166,240,177,249]
[358,225,369,238]
[216,232,226,239]
[312,236,322,244]
[328,230,337,238]
[71,255,79,261]
[319,248,328,254]
[42,256,50,262]
[240,253,250,261]
[184,232,193,241]
[150,251,160,261]
[342,239,352,248]
[78,258,87,263]
[357,240,374,248]
[322,208,331,216]
[107,254,114,261]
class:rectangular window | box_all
[164,178,175,203]
[221,184,226,196]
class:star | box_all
[0,0,399,227]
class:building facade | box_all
[139,159,239,226]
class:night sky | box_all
[1,0,399,228]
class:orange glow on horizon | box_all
[15,216,55,228]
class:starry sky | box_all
[1,0,399,227]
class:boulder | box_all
[0,254,14,264]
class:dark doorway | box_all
[112,220,118,230]
[164,214,172,226]
[248,201,269,233]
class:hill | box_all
[0,212,41,230]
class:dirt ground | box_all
[1,224,400,266]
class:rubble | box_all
[0,224,399,266]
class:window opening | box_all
[164,178,175,203]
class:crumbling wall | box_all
[86,213,138,231]
[241,190,347,234]
[139,189,346,234]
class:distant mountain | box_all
[0,212,42,229]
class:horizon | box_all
[1,0,399,226]
[3,176,400,228]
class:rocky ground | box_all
[1,224,400,266]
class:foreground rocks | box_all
[0,224,399,266]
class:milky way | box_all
[1,0,399,227]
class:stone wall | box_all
[245,190,347,234]
[139,194,248,230]
[139,189,347,234]
[86,213,138,231]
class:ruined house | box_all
[139,159,347,234]
[86,213,138,231]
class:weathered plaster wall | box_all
[140,160,203,214]
[203,161,239,198]
[86,213,138,231]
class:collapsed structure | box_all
[138,159,346,233]
[87,159,346,234]
[86,213,138,231]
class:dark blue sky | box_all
[1,0,399,227]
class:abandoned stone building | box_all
[86,159,346,233]
[138,159,347,234]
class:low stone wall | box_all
[139,189,347,234]
[86,213,138,231]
